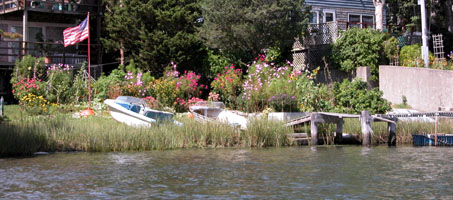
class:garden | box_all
[8,52,393,117]
[3,27,453,156]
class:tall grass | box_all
[0,115,294,156]
[294,118,453,144]
[343,118,453,144]
[2,107,453,156]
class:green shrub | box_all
[400,44,435,67]
[11,55,46,81]
[205,50,234,79]
[332,79,391,114]
[45,64,73,104]
[265,67,331,112]
[239,55,277,112]
[19,94,52,115]
[332,28,386,81]
[382,36,399,61]
[238,55,332,112]
[69,63,89,104]
[400,44,421,67]
[210,64,243,108]
[124,60,153,85]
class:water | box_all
[1,146,453,199]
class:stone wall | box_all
[379,65,453,111]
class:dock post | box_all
[434,114,438,146]
[387,122,396,146]
[0,96,3,117]
[361,111,372,146]
[335,119,344,144]
[310,113,318,145]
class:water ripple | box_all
[0,147,452,199]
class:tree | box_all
[198,0,310,64]
[373,0,385,31]
[102,0,207,76]
[386,0,417,32]
[446,0,453,32]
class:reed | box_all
[0,114,294,156]
[342,118,453,144]
[2,106,453,156]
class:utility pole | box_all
[419,0,429,68]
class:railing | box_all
[336,21,375,30]
[1,0,99,14]
[0,40,100,66]
[0,0,21,13]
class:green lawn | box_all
[2,105,23,121]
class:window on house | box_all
[323,10,336,23]
[310,11,319,24]
[10,26,43,58]
[325,13,334,22]
[348,14,374,29]
[362,16,374,28]
[349,14,361,28]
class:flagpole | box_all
[87,12,91,110]
[81,12,94,116]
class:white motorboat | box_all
[189,101,248,129]
[104,96,181,127]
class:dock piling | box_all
[361,111,373,146]
[310,114,318,145]
[335,119,344,144]
[387,122,396,146]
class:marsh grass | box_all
[294,118,453,144]
[2,103,453,156]
[0,114,294,156]
[343,118,453,144]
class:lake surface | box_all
[1,146,453,199]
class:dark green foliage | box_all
[11,55,46,80]
[94,68,125,101]
[400,44,421,66]
[102,0,206,76]
[332,79,391,114]
[387,0,416,29]
[382,36,399,61]
[203,50,234,79]
[332,28,386,82]
[198,0,310,64]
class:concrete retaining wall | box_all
[379,65,453,111]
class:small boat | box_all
[189,101,248,129]
[104,96,181,127]
[413,134,453,146]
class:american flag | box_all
[63,16,89,47]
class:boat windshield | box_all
[116,96,145,105]
[190,101,225,109]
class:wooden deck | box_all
[1,0,99,15]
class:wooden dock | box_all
[285,111,397,146]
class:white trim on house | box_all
[323,9,336,23]
[310,11,320,24]
[347,13,375,28]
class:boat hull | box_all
[105,99,156,127]
[189,104,248,129]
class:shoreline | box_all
[2,112,452,157]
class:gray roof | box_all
[305,0,375,10]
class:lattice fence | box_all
[292,22,338,71]
[433,34,445,60]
